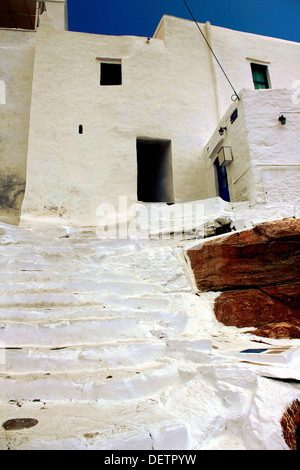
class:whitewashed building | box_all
[1,0,300,226]
[1,2,300,450]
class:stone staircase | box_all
[0,221,299,450]
[0,223,203,449]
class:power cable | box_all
[182,0,240,101]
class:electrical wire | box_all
[182,0,240,101]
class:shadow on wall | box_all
[0,173,26,225]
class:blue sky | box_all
[67,0,300,43]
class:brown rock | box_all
[214,287,300,329]
[261,283,300,310]
[187,218,300,339]
[281,400,300,450]
[250,322,300,340]
[2,418,38,431]
[187,218,300,292]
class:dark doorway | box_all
[137,139,174,203]
[215,156,230,202]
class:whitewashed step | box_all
[0,340,167,373]
[1,338,213,374]
[0,398,189,450]
[0,317,153,347]
[0,291,175,310]
[0,248,117,265]
[0,310,189,348]
[0,270,140,284]
[0,306,188,328]
[0,280,164,296]
[0,254,148,273]
[0,229,140,251]
[0,363,181,402]
[0,260,104,272]
[0,242,111,252]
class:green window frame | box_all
[251,63,270,90]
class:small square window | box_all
[251,63,270,90]
[100,61,122,86]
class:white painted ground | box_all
[0,201,299,450]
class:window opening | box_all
[251,63,270,90]
[79,125,83,134]
[100,61,122,86]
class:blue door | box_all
[215,157,230,202]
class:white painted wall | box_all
[203,21,300,119]
[21,22,218,225]
[0,30,36,224]
[205,93,256,203]
[243,88,300,204]
[205,88,300,204]
[39,0,68,31]
[0,14,298,225]
[0,0,67,224]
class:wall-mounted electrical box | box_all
[217,146,233,167]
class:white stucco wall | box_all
[205,88,300,204]
[39,0,68,31]
[0,30,36,224]
[0,0,67,224]
[243,88,300,204]
[20,21,219,225]
[205,92,256,203]
[0,14,296,225]
[203,21,300,119]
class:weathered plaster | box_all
[0,30,36,224]
[39,0,68,31]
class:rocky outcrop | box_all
[187,218,300,339]
[250,321,300,339]
[281,400,300,450]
